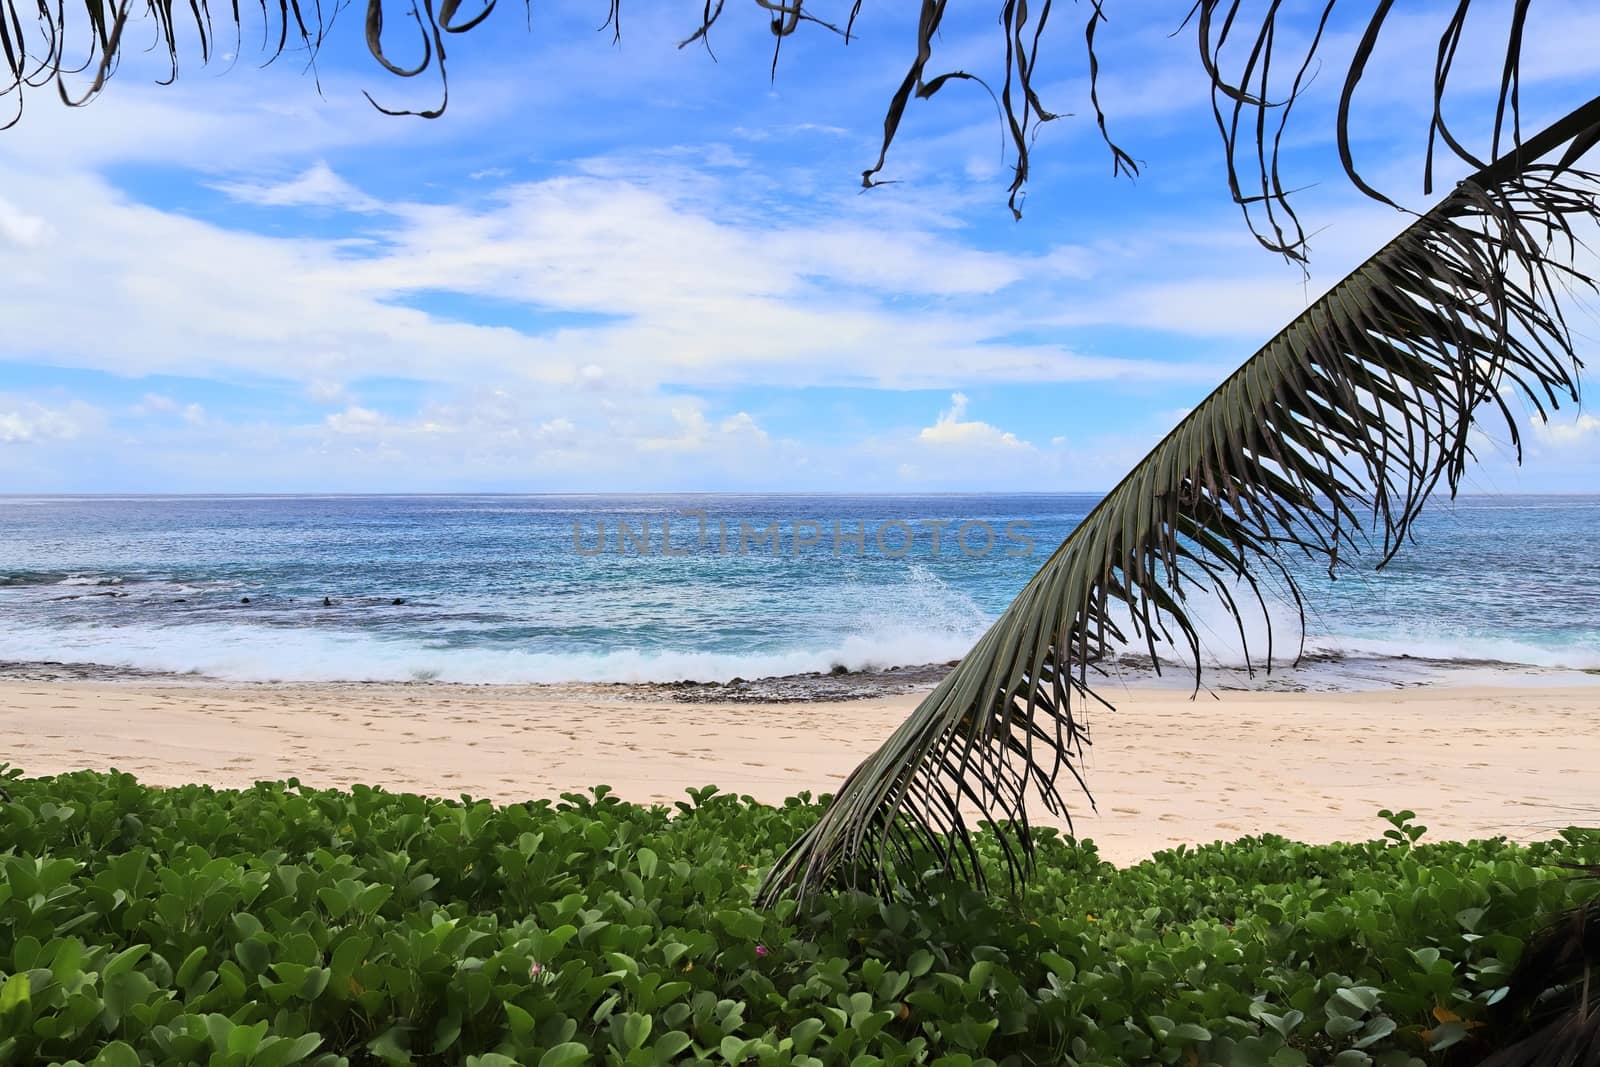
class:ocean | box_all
[0,493,1596,689]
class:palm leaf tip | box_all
[759,104,1600,906]
[1479,865,1600,1066]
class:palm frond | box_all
[1479,865,1600,1067]
[758,100,1600,904]
[1192,1,1600,259]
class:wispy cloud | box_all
[0,399,100,444]
[1535,412,1600,448]
[214,162,382,213]
[2,2,1595,492]
[2,156,1222,395]
[0,195,47,245]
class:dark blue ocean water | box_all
[0,494,1596,683]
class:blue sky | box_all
[0,1,1597,492]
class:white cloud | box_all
[325,406,386,434]
[3,11,1593,493]
[306,379,348,404]
[0,155,1215,396]
[214,162,381,213]
[1535,412,1600,447]
[1080,275,1316,338]
[919,392,1030,450]
[641,405,771,454]
[536,416,575,440]
[130,394,205,424]
[731,122,851,142]
[719,412,769,445]
[0,69,431,173]
[140,384,783,489]
[0,400,99,444]
[0,197,47,245]
[133,393,178,415]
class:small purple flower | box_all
[529,960,543,978]
[755,945,769,958]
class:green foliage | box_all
[0,766,1596,1066]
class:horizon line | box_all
[3,489,1598,499]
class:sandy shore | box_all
[3,679,1596,865]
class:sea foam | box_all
[0,618,986,684]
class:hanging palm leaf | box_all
[1479,865,1600,1067]
[758,100,1600,903]
[0,0,1573,242]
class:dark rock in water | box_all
[392,598,405,606]
[240,597,251,604]
[174,598,187,603]
[0,659,180,682]
[829,664,849,676]
[628,661,957,705]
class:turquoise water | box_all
[0,493,1595,684]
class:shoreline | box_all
[2,650,1597,699]
[4,678,1596,867]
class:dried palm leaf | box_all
[1479,865,1600,1067]
[759,99,1600,902]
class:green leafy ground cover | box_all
[0,766,1596,1067]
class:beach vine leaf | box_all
[759,102,1600,903]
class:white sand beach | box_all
[4,679,1596,865]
